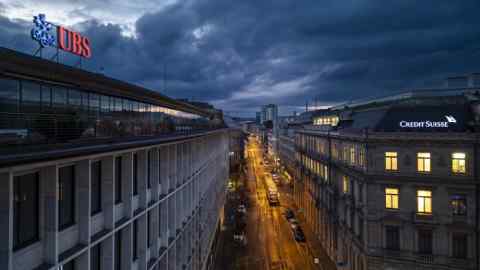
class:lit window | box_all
[350,147,356,165]
[343,147,349,162]
[332,116,339,126]
[385,188,399,209]
[385,152,398,171]
[417,190,432,214]
[452,153,466,174]
[451,195,467,216]
[343,175,349,194]
[359,148,365,167]
[417,153,431,172]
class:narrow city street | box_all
[214,136,336,270]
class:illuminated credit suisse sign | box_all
[31,14,91,58]
[399,115,457,128]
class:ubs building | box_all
[0,47,229,270]
[294,89,480,270]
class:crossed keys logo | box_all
[445,115,457,124]
[31,14,56,47]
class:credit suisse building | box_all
[294,89,480,270]
[0,48,229,270]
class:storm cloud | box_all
[1,0,479,116]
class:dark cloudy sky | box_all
[1,0,479,116]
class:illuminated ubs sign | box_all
[399,115,457,128]
[31,14,91,58]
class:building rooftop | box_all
[0,47,214,118]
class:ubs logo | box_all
[57,26,91,58]
[31,13,92,58]
[31,14,55,47]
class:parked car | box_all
[237,204,247,214]
[233,230,247,245]
[289,218,299,229]
[336,262,348,270]
[293,226,306,242]
[284,209,295,220]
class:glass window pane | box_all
[0,78,19,112]
[418,197,424,212]
[91,244,101,270]
[100,95,110,113]
[21,81,41,113]
[115,231,122,270]
[425,198,432,213]
[41,85,52,110]
[68,89,82,107]
[89,93,100,114]
[91,161,102,215]
[418,190,431,197]
[418,159,424,171]
[59,165,75,229]
[13,172,39,249]
[133,220,138,260]
[115,157,122,204]
[62,260,75,270]
[418,153,430,158]
[53,87,67,108]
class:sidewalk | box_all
[280,178,337,270]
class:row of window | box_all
[297,134,367,168]
[13,150,158,250]
[296,134,468,175]
[60,228,134,270]
[332,143,366,168]
[0,77,200,119]
[383,187,467,216]
[384,151,466,174]
[296,134,329,156]
[312,116,339,126]
[0,77,216,151]
[297,153,329,181]
[385,226,468,259]
[339,176,467,216]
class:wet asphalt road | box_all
[214,137,323,270]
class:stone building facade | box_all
[293,90,479,270]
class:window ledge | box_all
[413,212,435,223]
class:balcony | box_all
[417,254,434,265]
[413,212,436,224]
